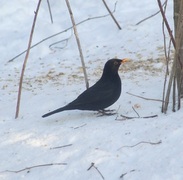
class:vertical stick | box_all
[65,0,89,89]
[15,0,42,119]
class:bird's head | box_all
[103,58,129,76]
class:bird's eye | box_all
[114,61,118,65]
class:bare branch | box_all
[73,123,87,129]
[157,0,176,48]
[136,1,166,25]
[47,0,53,23]
[117,114,158,121]
[117,140,162,150]
[1,163,67,173]
[65,0,89,88]
[50,144,72,150]
[87,162,105,180]
[101,0,121,29]
[8,2,118,63]
[120,169,136,179]
[126,92,164,102]
[132,106,140,118]
[15,0,42,119]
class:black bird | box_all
[42,58,128,118]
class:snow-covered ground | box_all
[1,1,183,180]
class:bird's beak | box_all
[121,58,129,63]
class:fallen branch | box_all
[117,140,162,150]
[120,169,136,179]
[127,92,164,102]
[87,162,105,180]
[116,105,158,121]
[132,106,140,118]
[117,114,158,120]
[73,123,87,129]
[1,163,67,173]
[50,144,72,150]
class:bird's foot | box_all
[97,109,117,116]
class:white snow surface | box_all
[1,1,183,180]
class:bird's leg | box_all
[97,109,116,116]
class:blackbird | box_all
[42,58,128,118]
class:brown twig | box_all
[120,169,136,179]
[117,140,162,150]
[136,1,166,25]
[87,162,105,180]
[50,144,72,150]
[126,92,164,102]
[47,0,53,23]
[132,106,140,118]
[15,0,42,119]
[101,0,121,29]
[1,163,67,173]
[161,0,170,112]
[73,123,87,129]
[118,114,158,121]
[116,104,158,121]
[65,0,89,89]
[157,0,176,48]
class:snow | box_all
[0,0,183,180]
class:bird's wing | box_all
[68,80,120,109]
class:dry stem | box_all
[1,163,67,173]
[15,0,42,119]
[101,0,121,29]
[117,140,162,150]
[65,0,89,89]
[87,162,105,180]
[47,0,53,23]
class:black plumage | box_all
[42,58,128,118]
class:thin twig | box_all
[101,0,121,29]
[8,3,118,63]
[126,92,164,102]
[15,0,42,119]
[73,123,87,129]
[118,114,158,121]
[47,0,53,23]
[161,0,170,112]
[50,144,72,150]
[135,1,166,25]
[87,162,105,180]
[49,37,70,50]
[161,38,172,112]
[120,169,136,179]
[1,163,67,173]
[157,0,176,48]
[65,0,89,89]
[132,106,140,118]
[117,140,162,150]
[116,104,158,120]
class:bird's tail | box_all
[42,106,69,118]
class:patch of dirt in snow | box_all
[1,56,170,93]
